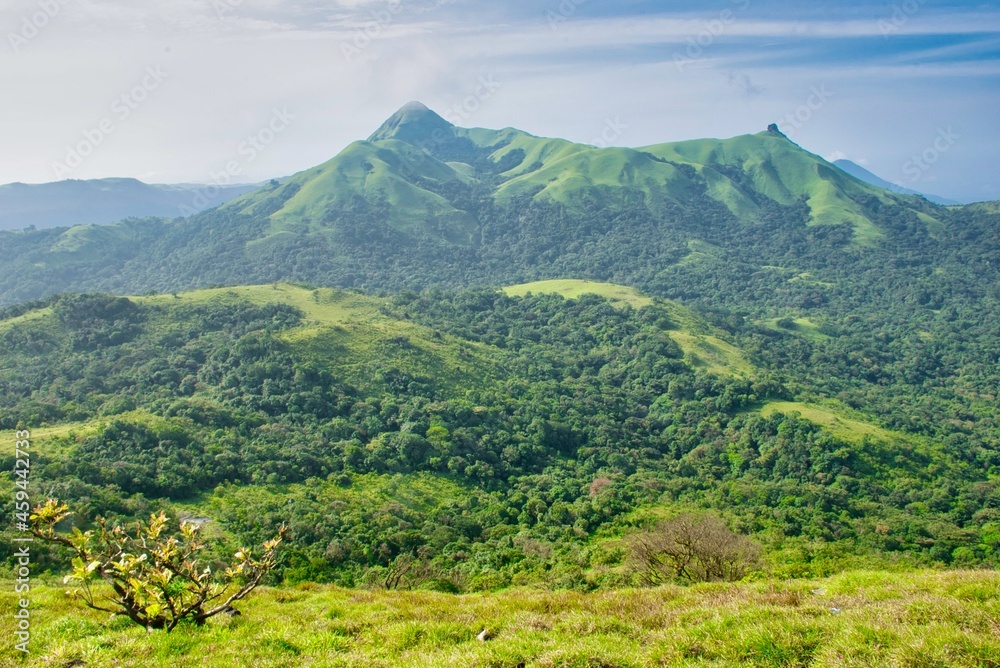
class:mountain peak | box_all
[765,123,789,139]
[398,101,431,113]
[367,101,455,145]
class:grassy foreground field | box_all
[2,571,998,667]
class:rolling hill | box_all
[0,178,260,230]
[228,102,923,246]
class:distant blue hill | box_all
[833,159,961,206]
[0,178,262,230]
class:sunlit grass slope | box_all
[761,401,899,444]
[503,279,653,309]
[640,132,890,243]
[503,280,751,377]
[227,140,480,246]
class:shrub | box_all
[629,513,761,584]
[30,499,285,632]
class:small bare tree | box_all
[629,513,760,585]
[30,499,285,632]
[363,549,440,591]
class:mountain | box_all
[2,102,982,304]
[0,177,261,230]
[226,104,923,247]
[833,159,961,206]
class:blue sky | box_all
[1,0,997,202]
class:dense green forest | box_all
[1,279,997,590]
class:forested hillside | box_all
[1,282,997,589]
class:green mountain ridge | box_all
[0,101,986,305]
[228,101,921,251]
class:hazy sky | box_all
[1,0,998,202]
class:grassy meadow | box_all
[2,570,998,667]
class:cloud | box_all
[725,71,765,99]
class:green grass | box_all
[210,472,483,528]
[761,401,896,443]
[0,307,52,335]
[0,409,165,457]
[916,211,947,237]
[670,332,753,377]
[641,133,889,244]
[677,239,725,267]
[963,200,1000,214]
[494,145,699,214]
[48,223,135,255]
[229,140,479,246]
[0,422,91,458]
[502,280,752,377]
[503,280,653,309]
[136,283,390,334]
[701,166,762,219]
[484,130,590,179]
[762,317,829,343]
[2,570,997,667]
[787,272,834,288]
[32,220,154,266]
